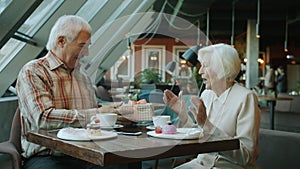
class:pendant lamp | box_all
[181,45,201,66]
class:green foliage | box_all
[135,68,162,87]
[192,66,203,89]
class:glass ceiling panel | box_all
[0,0,12,15]
[76,0,108,21]
[87,0,136,64]
[0,38,25,71]
[18,0,63,36]
[0,0,63,72]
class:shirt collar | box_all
[213,83,235,105]
[47,51,67,70]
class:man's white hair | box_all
[46,15,92,50]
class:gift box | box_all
[133,103,153,121]
[118,103,154,122]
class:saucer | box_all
[146,126,155,130]
[101,124,124,130]
[147,128,203,140]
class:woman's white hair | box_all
[46,15,92,50]
[198,43,241,82]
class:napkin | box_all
[184,128,203,137]
[57,127,89,140]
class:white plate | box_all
[147,128,203,140]
[57,127,117,141]
[146,126,155,130]
[101,124,124,130]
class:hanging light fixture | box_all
[165,61,176,76]
[126,32,132,58]
[206,8,210,45]
[182,19,201,67]
[231,1,236,46]
[181,45,201,66]
[256,0,260,38]
[182,7,210,66]
[284,14,289,52]
[197,19,201,46]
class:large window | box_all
[142,45,166,81]
[0,0,63,72]
[111,50,133,80]
[0,0,12,14]
[174,46,192,79]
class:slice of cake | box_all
[87,120,101,136]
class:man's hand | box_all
[98,102,123,113]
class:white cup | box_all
[152,115,171,127]
[92,113,117,127]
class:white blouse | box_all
[177,83,261,169]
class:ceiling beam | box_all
[169,0,184,24]
[0,0,43,49]
[0,0,87,97]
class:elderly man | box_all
[16,15,125,169]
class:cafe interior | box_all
[1,0,300,169]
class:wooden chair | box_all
[0,107,22,169]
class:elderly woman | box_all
[163,43,261,169]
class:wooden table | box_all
[258,95,293,130]
[27,129,240,168]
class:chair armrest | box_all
[0,141,22,169]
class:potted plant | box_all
[135,68,162,87]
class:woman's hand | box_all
[163,90,186,115]
[189,96,207,127]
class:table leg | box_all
[268,101,275,130]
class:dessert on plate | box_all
[155,122,177,134]
[87,118,101,136]
[162,124,177,134]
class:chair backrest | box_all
[96,86,113,102]
[148,90,164,104]
[140,84,156,91]
[9,107,21,154]
[256,128,300,169]
[275,93,292,112]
